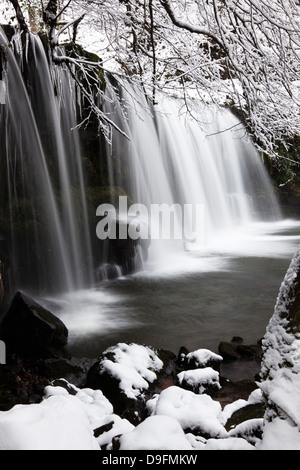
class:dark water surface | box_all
[43,220,300,364]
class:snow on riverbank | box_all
[2,235,300,453]
[0,339,294,451]
[0,341,298,450]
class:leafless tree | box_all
[5,0,300,155]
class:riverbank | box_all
[0,291,266,449]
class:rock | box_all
[218,341,241,360]
[0,363,50,411]
[0,291,68,358]
[212,378,258,407]
[237,344,262,360]
[85,343,176,424]
[39,357,93,388]
[231,336,243,344]
[177,367,221,395]
[225,403,265,432]
[218,340,262,362]
[180,348,223,372]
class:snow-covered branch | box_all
[3,0,300,155]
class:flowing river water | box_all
[44,220,300,369]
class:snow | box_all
[0,395,99,450]
[177,367,220,393]
[152,385,227,438]
[118,415,193,450]
[44,382,114,425]
[95,414,135,449]
[258,247,300,449]
[1,241,300,452]
[219,399,248,426]
[184,348,223,367]
[203,437,255,450]
[256,416,300,450]
[228,418,264,446]
[100,343,164,399]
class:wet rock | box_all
[218,341,241,360]
[218,339,262,362]
[0,291,68,359]
[231,336,243,344]
[237,344,262,360]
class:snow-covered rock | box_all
[118,415,193,450]
[152,385,227,438]
[99,343,164,399]
[183,348,223,371]
[203,437,255,450]
[0,395,99,450]
[228,418,263,446]
[94,414,135,449]
[86,343,164,400]
[177,367,221,393]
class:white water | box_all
[2,29,300,357]
[104,81,282,272]
[0,29,94,292]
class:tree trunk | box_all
[8,0,28,33]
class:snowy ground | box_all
[0,340,298,451]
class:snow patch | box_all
[118,415,193,450]
[152,385,227,438]
[0,395,99,450]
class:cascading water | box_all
[0,27,283,299]
[104,81,282,270]
[0,28,94,294]
[2,27,299,356]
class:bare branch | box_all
[7,0,29,33]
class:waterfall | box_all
[104,81,281,269]
[0,29,94,294]
[0,28,282,295]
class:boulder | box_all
[85,343,176,424]
[177,367,221,395]
[0,291,68,358]
[218,341,241,360]
[218,340,262,361]
[180,348,223,372]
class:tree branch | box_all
[8,0,29,33]
[160,0,224,50]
